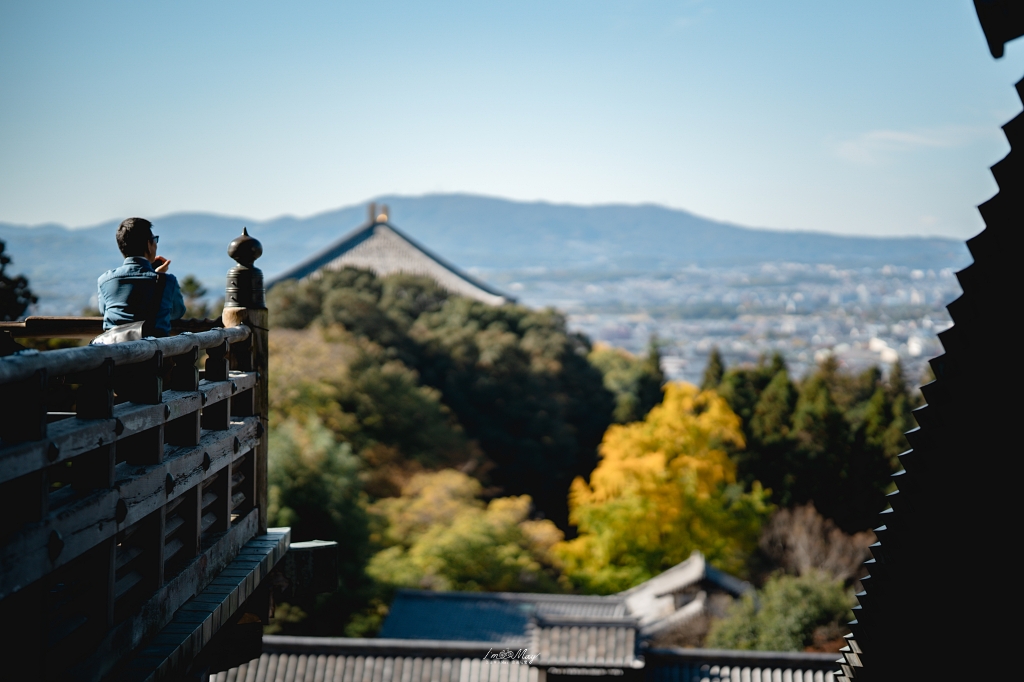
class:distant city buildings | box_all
[496,262,959,384]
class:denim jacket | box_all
[97,257,186,336]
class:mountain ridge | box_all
[0,194,971,314]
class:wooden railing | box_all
[0,316,226,340]
[0,230,274,681]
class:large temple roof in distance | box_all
[267,212,512,306]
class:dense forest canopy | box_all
[704,348,917,533]
[268,269,648,526]
[265,266,918,646]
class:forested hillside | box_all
[264,267,916,645]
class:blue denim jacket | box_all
[97,257,186,336]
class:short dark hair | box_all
[116,217,154,257]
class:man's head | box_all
[116,217,157,259]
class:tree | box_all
[268,326,479,498]
[589,340,665,423]
[367,470,566,593]
[706,572,854,652]
[758,503,875,583]
[268,415,368,566]
[701,347,724,390]
[179,274,211,319]
[0,240,36,321]
[267,267,616,527]
[713,352,913,533]
[716,353,783,429]
[556,383,773,593]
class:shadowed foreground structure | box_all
[834,3,1024,679]
[0,231,293,681]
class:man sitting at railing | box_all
[97,217,185,337]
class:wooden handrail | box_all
[0,316,224,339]
[0,325,250,385]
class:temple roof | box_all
[267,220,512,306]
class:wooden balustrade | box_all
[0,316,227,341]
[0,230,276,682]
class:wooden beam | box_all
[0,326,249,386]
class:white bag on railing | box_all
[90,321,146,345]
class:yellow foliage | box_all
[557,383,772,593]
[367,470,567,593]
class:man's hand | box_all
[153,256,171,273]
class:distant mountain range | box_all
[0,194,972,314]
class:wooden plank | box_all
[0,373,255,485]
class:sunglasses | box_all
[150,235,160,244]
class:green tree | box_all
[0,240,36,321]
[706,572,854,651]
[701,347,725,390]
[269,327,478,497]
[367,470,566,592]
[712,351,913,533]
[411,298,614,527]
[716,353,784,429]
[267,277,324,329]
[267,267,615,527]
[268,416,368,572]
[179,274,211,319]
[790,367,896,532]
[589,340,665,423]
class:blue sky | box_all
[1,1,1022,238]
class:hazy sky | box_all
[2,1,1022,238]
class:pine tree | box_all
[637,337,666,415]
[702,347,725,390]
[751,361,796,446]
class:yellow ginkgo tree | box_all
[557,382,773,593]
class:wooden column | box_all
[220,228,269,535]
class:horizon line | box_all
[0,191,967,242]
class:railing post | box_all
[221,228,269,534]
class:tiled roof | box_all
[645,647,840,682]
[529,623,639,667]
[379,590,628,643]
[214,637,538,682]
[267,221,511,306]
[216,639,842,682]
[214,652,538,682]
